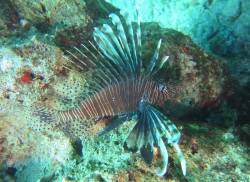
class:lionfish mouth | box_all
[34,9,187,177]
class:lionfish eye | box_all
[159,84,167,93]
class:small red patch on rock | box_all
[20,70,33,83]
[181,46,189,53]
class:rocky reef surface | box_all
[0,0,249,181]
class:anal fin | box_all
[97,112,136,136]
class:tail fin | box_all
[33,107,58,123]
[32,106,60,131]
[32,105,104,138]
[125,98,186,176]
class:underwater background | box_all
[0,0,249,181]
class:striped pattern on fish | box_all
[59,78,175,122]
[34,10,186,177]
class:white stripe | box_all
[102,89,111,115]
[59,112,66,122]
[81,102,91,118]
[96,93,107,116]
[63,111,69,121]
[173,144,186,176]
[76,107,85,118]
[85,99,93,118]
[89,97,98,117]
[72,109,78,120]
[87,98,96,117]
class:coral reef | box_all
[9,0,90,32]
[0,0,20,41]
[0,102,73,182]
[0,0,249,181]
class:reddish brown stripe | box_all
[60,78,172,121]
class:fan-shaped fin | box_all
[109,13,135,73]
[63,11,168,96]
[93,11,142,79]
[124,99,186,176]
[146,39,162,74]
[124,118,142,152]
[135,9,142,70]
[145,39,169,76]
[147,104,186,176]
[173,143,187,176]
[120,10,138,73]
[140,143,154,164]
[101,24,128,67]
[63,11,145,95]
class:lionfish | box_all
[36,11,186,176]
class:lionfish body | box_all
[36,11,186,176]
[60,78,173,121]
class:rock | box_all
[238,124,250,144]
[141,23,229,117]
[206,102,238,127]
[0,38,65,107]
[54,0,119,48]
[9,0,90,31]
[0,0,20,41]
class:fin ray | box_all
[124,100,186,176]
